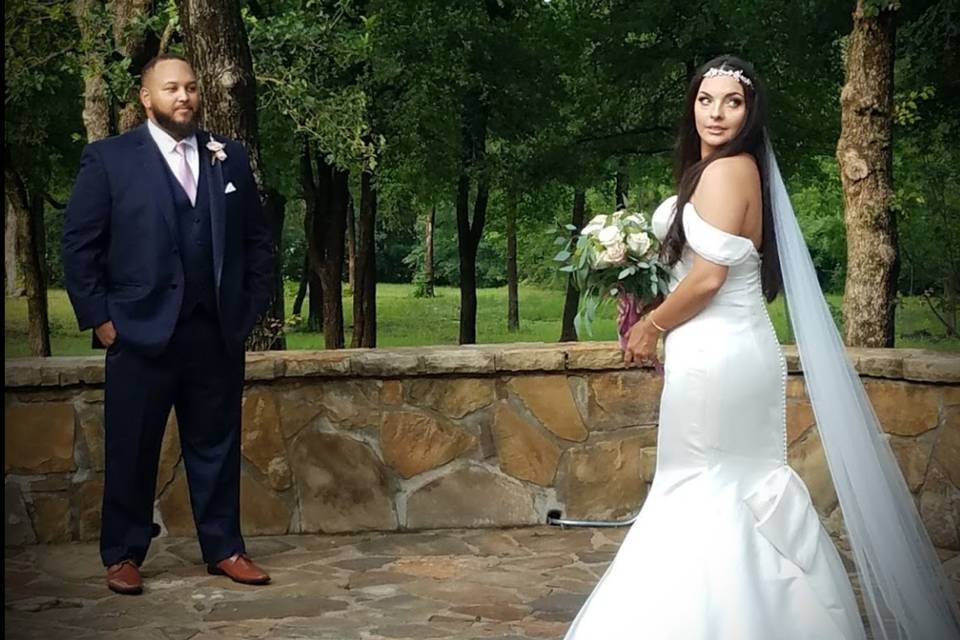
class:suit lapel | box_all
[200,131,226,292]
[135,124,179,246]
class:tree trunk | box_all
[838,0,898,347]
[560,189,586,341]
[178,0,259,162]
[317,166,348,350]
[351,170,377,348]
[5,159,51,356]
[113,0,156,132]
[6,199,23,296]
[456,175,489,345]
[944,276,958,336]
[424,205,435,297]
[292,254,324,332]
[456,95,489,345]
[301,142,347,349]
[178,0,285,350]
[74,0,112,142]
[308,269,323,332]
[346,195,357,292]
[506,201,519,332]
[263,188,287,348]
[293,253,309,316]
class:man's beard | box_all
[153,107,197,140]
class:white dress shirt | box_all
[147,119,199,186]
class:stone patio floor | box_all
[5,526,624,640]
[6,526,960,640]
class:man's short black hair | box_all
[141,54,192,85]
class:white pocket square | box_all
[224,182,237,194]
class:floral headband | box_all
[703,67,753,87]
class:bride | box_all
[563,55,960,640]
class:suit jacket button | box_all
[170,283,178,289]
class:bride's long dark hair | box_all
[662,54,782,302]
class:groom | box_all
[62,54,275,594]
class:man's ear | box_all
[139,86,151,111]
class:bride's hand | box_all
[623,317,661,368]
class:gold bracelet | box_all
[649,315,668,333]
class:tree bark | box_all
[178,0,259,164]
[346,195,357,292]
[838,0,898,347]
[178,0,285,349]
[6,199,23,296]
[560,189,586,341]
[506,201,519,332]
[74,0,112,142]
[351,170,377,348]
[5,155,51,356]
[301,142,347,349]
[424,205,435,297]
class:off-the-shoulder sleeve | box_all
[651,195,678,242]
[681,203,756,266]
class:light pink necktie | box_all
[175,141,197,206]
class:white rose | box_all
[600,241,628,266]
[597,225,622,247]
[580,214,607,236]
[624,212,647,227]
[627,232,652,256]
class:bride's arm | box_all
[624,157,755,364]
[624,256,730,364]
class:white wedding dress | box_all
[564,196,867,640]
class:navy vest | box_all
[159,148,217,320]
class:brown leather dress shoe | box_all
[106,560,142,595]
[207,554,271,585]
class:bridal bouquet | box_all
[555,205,670,347]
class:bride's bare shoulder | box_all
[692,155,758,234]
[701,154,760,187]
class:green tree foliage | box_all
[6,0,960,347]
[891,0,960,336]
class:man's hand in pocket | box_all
[96,321,117,348]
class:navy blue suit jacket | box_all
[61,124,275,356]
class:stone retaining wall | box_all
[5,344,959,548]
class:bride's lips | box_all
[705,126,727,135]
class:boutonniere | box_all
[206,136,228,165]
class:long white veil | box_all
[766,137,960,639]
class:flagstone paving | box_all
[6,526,959,640]
[5,527,624,640]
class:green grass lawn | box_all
[5,283,958,358]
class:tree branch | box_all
[43,192,65,210]
[922,291,958,337]
[159,17,176,54]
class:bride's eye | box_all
[728,98,743,108]
[698,96,711,105]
